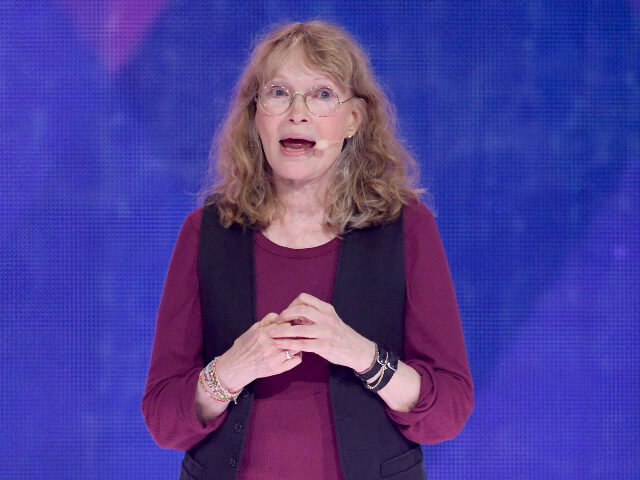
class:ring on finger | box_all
[284,349,292,360]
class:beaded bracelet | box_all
[199,357,242,404]
[198,371,227,403]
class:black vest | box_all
[179,205,427,480]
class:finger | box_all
[270,315,296,325]
[268,324,318,339]
[278,305,324,324]
[273,338,317,353]
[281,349,295,362]
[278,311,314,326]
[267,348,301,367]
[276,352,303,373]
[290,293,334,314]
[258,312,280,327]
[268,348,301,360]
[286,295,304,309]
[287,292,321,310]
[266,311,303,326]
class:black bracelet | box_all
[365,350,399,393]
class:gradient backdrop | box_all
[1,1,639,478]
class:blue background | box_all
[1,1,638,478]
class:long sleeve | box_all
[141,207,228,450]
[385,201,474,444]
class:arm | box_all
[270,204,473,443]
[269,301,429,417]
[268,202,473,444]
[141,208,229,450]
[357,351,423,414]
[383,201,474,444]
[141,209,304,449]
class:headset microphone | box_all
[315,138,349,150]
[315,139,330,150]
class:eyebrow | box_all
[268,78,341,91]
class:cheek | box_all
[254,114,274,145]
[322,116,349,139]
[254,116,266,143]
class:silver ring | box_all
[284,349,292,360]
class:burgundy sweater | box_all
[142,201,473,479]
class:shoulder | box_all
[402,197,438,238]
[402,198,447,268]
[173,207,204,249]
[183,206,204,234]
[164,207,206,273]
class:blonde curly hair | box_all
[201,20,424,232]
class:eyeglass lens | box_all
[259,86,340,117]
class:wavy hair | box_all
[200,20,424,232]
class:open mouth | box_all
[279,138,316,152]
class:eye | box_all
[310,87,336,101]
[266,85,288,98]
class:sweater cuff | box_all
[183,368,229,431]
[384,359,436,426]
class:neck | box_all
[264,177,337,248]
[273,176,327,225]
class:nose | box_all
[287,93,309,123]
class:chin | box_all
[272,168,329,186]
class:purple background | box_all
[1,1,638,478]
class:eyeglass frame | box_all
[256,84,357,118]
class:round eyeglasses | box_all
[257,84,355,117]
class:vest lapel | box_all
[198,206,256,363]
[332,218,406,351]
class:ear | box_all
[345,99,364,138]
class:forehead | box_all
[259,50,346,91]
[270,67,335,89]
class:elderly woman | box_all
[142,20,473,480]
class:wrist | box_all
[351,339,377,373]
[215,352,249,393]
[365,367,383,385]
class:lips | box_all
[279,137,316,151]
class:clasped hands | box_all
[215,293,375,393]
[269,293,374,371]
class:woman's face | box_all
[255,56,361,192]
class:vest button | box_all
[234,423,243,432]
[229,457,238,467]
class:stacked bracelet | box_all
[355,343,379,379]
[354,344,399,393]
[365,350,398,392]
[199,357,242,404]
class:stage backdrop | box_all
[1,1,638,478]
